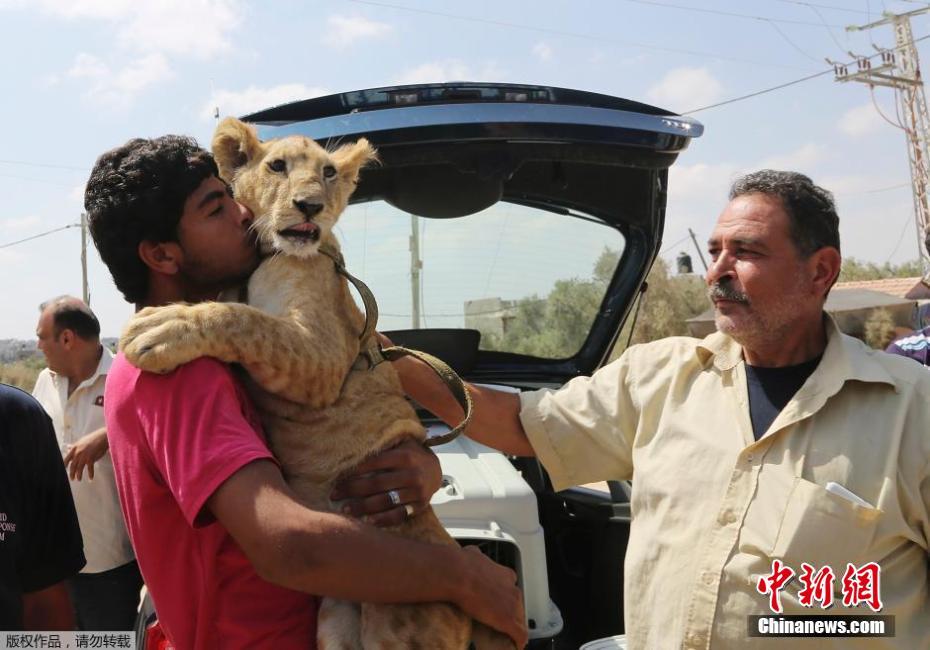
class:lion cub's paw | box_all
[120,304,210,374]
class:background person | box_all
[885,324,930,366]
[32,296,141,631]
[0,383,85,631]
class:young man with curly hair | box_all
[84,135,526,650]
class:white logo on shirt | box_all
[0,512,15,541]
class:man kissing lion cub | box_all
[119,117,517,650]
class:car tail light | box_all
[144,620,175,650]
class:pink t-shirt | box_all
[105,354,317,649]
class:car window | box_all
[337,200,626,359]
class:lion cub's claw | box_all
[120,306,207,374]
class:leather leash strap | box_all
[318,243,472,447]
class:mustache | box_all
[708,282,749,304]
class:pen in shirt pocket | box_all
[825,481,875,509]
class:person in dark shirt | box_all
[0,383,86,630]
[886,325,930,366]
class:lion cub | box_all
[119,118,515,650]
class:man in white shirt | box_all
[32,296,140,631]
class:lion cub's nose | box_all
[293,199,323,219]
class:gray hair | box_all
[729,170,840,257]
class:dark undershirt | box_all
[745,355,822,440]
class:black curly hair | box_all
[84,135,219,303]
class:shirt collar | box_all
[695,314,897,389]
[90,345,114,383]
[48,345,113,389]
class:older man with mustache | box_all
[394,169,930,649]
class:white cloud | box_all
[2,215,41,230]
[31,0,240,57]
[10,0,241,107]
[668,162,739,203]
[755,143,824,171]
[32,0,132,19]
[68,52,173,109]
[119,0,241,58]
[0,249,26,266]
[669,145,828,205]
[646,67,723,112]
[203,83,330,121]
[322,14,392,49]
[68,52,108,78]
[532,42,552,62]
[838,103,887,137]
[70,183,86,205]
[395,60,506,85]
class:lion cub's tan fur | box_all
[120,118,514,650]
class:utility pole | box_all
[835,6,930,282]
[80,212,90,306]
[410,214,422,329]
[688,227,709,272]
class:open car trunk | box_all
[243,82,703,648]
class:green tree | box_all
[482,247,618,358]
[613,257,709,358]
[481,248,710,359]
[839,258,922,282]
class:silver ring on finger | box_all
[404,503,415,518]
[388,489,401,506]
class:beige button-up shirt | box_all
[520,317,930,649]
[32,347,134,574]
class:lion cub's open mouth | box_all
[279,221,321,243]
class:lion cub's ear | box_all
[331,138,379,183]
[212,117,263,182]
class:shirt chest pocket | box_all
[770,477,881,569]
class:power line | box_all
[0,159,89,172]
[839,181,911,195]
[796,1,850,53]
[0,173,76,188]
[0,224,80,250]
[343,0,816,72]
[683,68,833,114]
[774,1,871,16]
[766,19,822,61]
[618,0,845,27]
[683,34,930,114]
[660,234,691,255]
[885,211,915,262]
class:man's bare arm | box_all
[22,582,75,630]
[389,353,535,457]
[208,460,528,648]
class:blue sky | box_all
[1,0,928,338]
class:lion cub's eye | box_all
[322,165,337,179]
[267,159,287,173]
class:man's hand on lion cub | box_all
[460,546,528,649]
[332,437,442,527]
